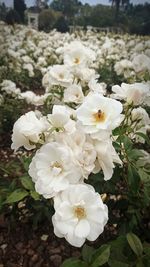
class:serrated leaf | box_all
[91,245,110,267]
[61,258,87,267]
[128,149,144,161]
[30,190,40,200]
[5,189,28,204]
[138,169,150,183]
[127,165,140,193]
[108,259,129,267]
[143,242,150,256]
[82,244,94,263]
[20,176,34,191]
[136,259,145,267]
[122,136,133,151]
[20,176,34,190]
[135,132,150,145]
[127,233,143,257]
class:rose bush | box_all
[0,21,150,266]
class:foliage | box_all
[0,155,53,227]
[0,17,150,266]
[0,94,26,136]
[61,234,150,267]
[54,15,69,33]
[39,8,60,32]
[5,9,21,25]
[14,0,26,23]
[50,0,82,21]
[0,3,7,21]
[50,1,150,35]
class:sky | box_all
[1,0,149,7]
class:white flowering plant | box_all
[0,22,150,267]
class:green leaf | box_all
[122,136,133,151]
[20,176,34,191]
[138,169,150,183]
[30,190,40,200]
[143,242,150,256]
[128,149,144,161]
[136,260,145,267]
[127,165,140,193]
[109,235,128,262]
[5,189,28,204]
[126,233,143,257]
[91,245,110,267]
[135,132,150,145]
[20,156,32,171]
[108,259,129,267]
[61,258,88,267]
[82,244,94,263]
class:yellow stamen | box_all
[93,109,106,123]
[74,57,80,64]
[74,206,86,219]
[51,161,62,169]
[59,73,64,79]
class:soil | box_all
[0,215,81,267]
[0,212,116,267]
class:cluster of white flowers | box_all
[0,79,51,106]
[111,82,150,142]
[1,22,150,82]
[11,43,125,246]
[12,88,123,246]
[7,22,150,247]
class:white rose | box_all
[11,111,48,151]
[42,65,73,90]
[52,184,108,247]
[93,139,122,181]
[64,84,84,104]
[76,93,123,139]
[29,142,83,198]
[111,82,150,105]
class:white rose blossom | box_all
[29,142,83,198]
[64,83,84,104]
[47,105,76,135]
[1,80,21,95]
[130,107,150,143]
[52,184,108,247]
[111,82,150,105]
[56,129,97,179]
[63,41,96,68]
[42,64,73,91]
[11,111,49,151]
[93,139,122,181]
[76,93,123,139]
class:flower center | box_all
[93,109,106,123]
[74,206,86,219]
[51,161,63,173]
[74,57,80,64]
[59,73,64,79]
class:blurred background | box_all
[0,0,150,35]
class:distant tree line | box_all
[0,0,150,35]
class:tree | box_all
[35,0,49,8]
[0,3,7,21]
[39,8,60,32]
[54,15,69,32]
[50,0,82,22]
[5,9,21,25]
[110,0,130,19]
[14,0,26,23]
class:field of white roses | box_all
[0,20,150,267]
